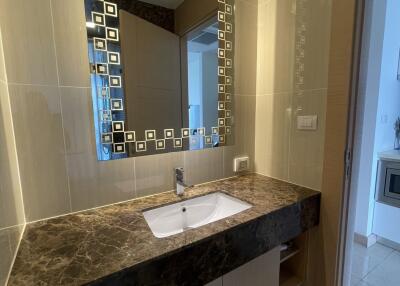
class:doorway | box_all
[343,0,400,285]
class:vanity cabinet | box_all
[224,246,280,286]
[205,246,280,286]
[205,232,309,286]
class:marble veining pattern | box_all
[8,174,320,285]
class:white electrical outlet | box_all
[234,156,250,172]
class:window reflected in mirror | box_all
[187,19,219,150]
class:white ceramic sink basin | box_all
[143,192,252,238]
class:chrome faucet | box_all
[175,167,189,196]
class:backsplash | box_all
[0,0,257,223]
[0,24,25,286]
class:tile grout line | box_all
[49,0,73,213]
[0,223,24,232]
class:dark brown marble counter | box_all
[8,174,320,286]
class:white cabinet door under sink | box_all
[204,246,280,286]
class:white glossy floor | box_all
[351,242,400,286]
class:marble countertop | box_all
[8,174,321,286]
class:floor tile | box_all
[351,242,394,279]
[353,242,394,260]
[363,251,400,286]
[351,253,381,279]
[356,281,372,286]
[351,274,361,286]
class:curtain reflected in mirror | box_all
[187,19,219,150]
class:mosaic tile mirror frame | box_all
[84,0,235,160]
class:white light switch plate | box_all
[297,115,318,130]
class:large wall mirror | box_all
[84,0,235,160]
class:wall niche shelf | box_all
[279,232,308,286]
[280,245,300,264]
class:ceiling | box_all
[140,0,185,9]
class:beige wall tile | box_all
[235,0,258,95]
[254,0,330,190]
[51,0,90,87]
[0,82,24,228]
[223,146,237,178]
[294,0,332,91]
[59,87,95,155]
[0,228,13,286]
[59,87,135,212]
[0,29,24,285]
[256,0,331,95]
[288,163,323,190]
[234,95,256,170]
[8,84,70,221]
[223,95,257,176]
[0,224,24,286]
[254,88,327,190]
[254,93,291,179]
[0,0,58,85]
[0,28,6,82]
[256,0,295,95]
[7,224,24,258]
[66,154,135,212]
[184,148,224,186]
[0,186,8,228]
[229,0,258,172]
[135,152,184,197]
[288,89,327,190]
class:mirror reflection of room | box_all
[84,0,234,160]
[186,19,219,150]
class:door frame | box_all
[334,0,366,285]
